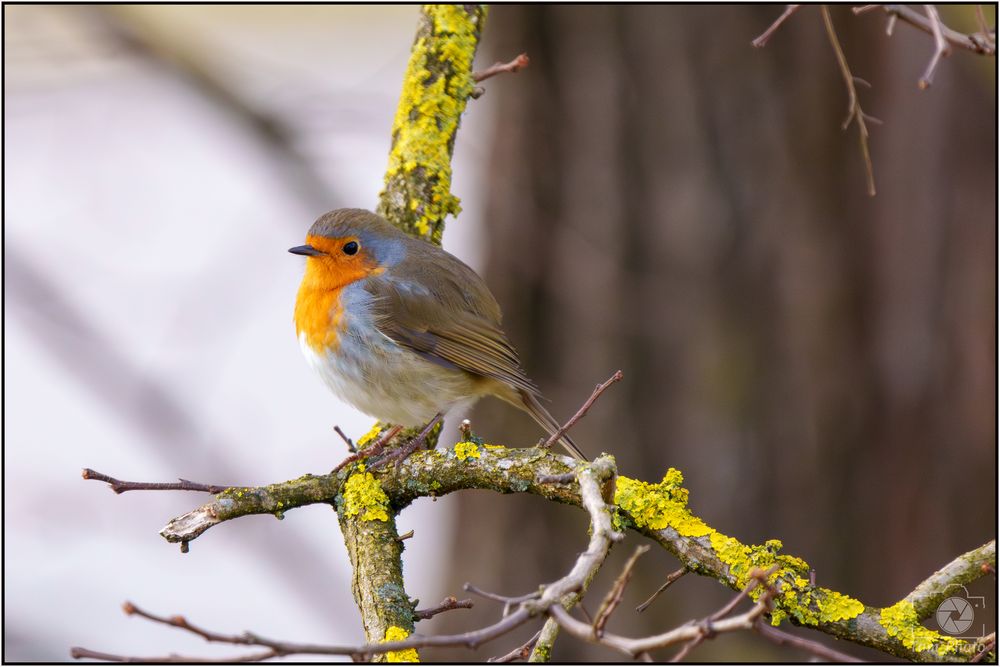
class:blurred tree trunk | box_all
[436,5,995,661]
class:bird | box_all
[290,208,586,461]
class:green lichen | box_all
[377,5,485,243]
[383,625,419,662]
[454,441,480,461]
[341,466,391,522]
[880,600,965,656]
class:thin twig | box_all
[473,53,530,83]
[333,426,356,453]
[919,4,952,89]
[869,4,996,55]
[754,618,862,662]
[542,370,624,450]
[970,633,996,663]
[751,5,801,48]
[974,5,990,40]
[636,567,689,613]
[886,13,899,36]
[593,545,649,638]
[820,5,877,197]
[547,567,777,659]
[488,630,541,663]
[464,583,540,618]
[70,646,280,663]
[670,567,777,662]
[414,596,474,620]
[81,468,229,495]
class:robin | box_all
[290,208,586,461]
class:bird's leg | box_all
[333,424,403,472]
[372,412,444,471]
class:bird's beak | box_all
[288,244,325,257]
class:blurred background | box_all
[4,4,995,662]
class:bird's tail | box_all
[518,389,588,461]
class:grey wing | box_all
[367,251,540,396]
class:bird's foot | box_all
[333,424,403,473]
[371,413,444,472]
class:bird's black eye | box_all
[342,241,359,256]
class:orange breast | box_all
[294,282,343,351]
[293,237,379,352]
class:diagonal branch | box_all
[820,5,877,197]
[918,4,953,89]
[751,5,801,48]
[542,369,623,449]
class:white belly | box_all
[299,331,481,427]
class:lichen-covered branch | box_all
[376,4,487,244]
[152,443,994,662]
[903,540,997,620]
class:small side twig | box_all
[751,5,801,48]
[542,370,624,450]
[414,596,474,621]
[592,545,649,638]
[81,468,229,495]
[636,567,689,613]
[918,4,952,89]
[333,425,356,453]
[473,52,530,83]
[754,619,863,662]
[820,5,877,196]
[464,583,539,618]
[488,630,542,663]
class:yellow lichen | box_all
[614,470,711,536]
[815,589,865,622]
[379,6,483,242]
[880,600,965,656]
[454,441,480,461]
[357,422,385,449]
[615,466,865,631]
[383,625,419,663]
[342,468,390,522]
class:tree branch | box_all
[376,4,488,245]
[860,4,997,55]
[542,369,623,450]
[751,5,801,48]
[904,540,998,620]
[473,52,530,83]
[82,468,230,495]
[820,5,878,197]
[105,444,993,662]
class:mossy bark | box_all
[377,4,487,245]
